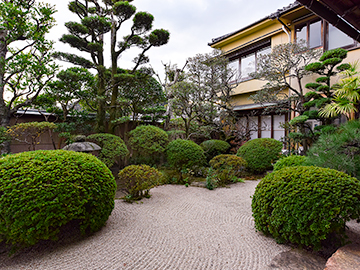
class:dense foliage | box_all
[306,120,360,179]
[0,150,116,252]
[129,125,169,164]
[252,166,360,250]
[209,154,246,186]
[237,138,282,173]
[273,155,307,171]
[118,164,162,201]
[200,140,230,161]
[166,139,206,178]
[87,133,129,168]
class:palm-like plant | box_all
[319,62,360,120]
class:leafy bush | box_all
[0,150,116,252]
[7,122,57,151]
[273,155,307,171]
[306,120,360,179]
[209,154,246,186]
[237,138,283,173]
[166,139,206,179]
[200,140,230,161]
[129,125,169,165]
[118,164,162,201]
[252,166,360,250]
[87,133,129,168]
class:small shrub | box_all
[252,166,360,250]
[0,150,116,253]
[209,154,247,186]
[273,155,307,171]
[237,138,282,173]
[118,164,162,200]
[205,168,217,190]
[306,120,360,179]
[200,140,230,161]
[166,139,206,180]
[129,125,168,158]
[87,133,129,168]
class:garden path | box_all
[0,180,331,269]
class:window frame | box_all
[229,44,271,83]
[295,18,323,49]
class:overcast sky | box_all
[44,0,293,77]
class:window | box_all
[229,45,271,82]
[241,53,255,79]
[296,19,357,50]
[328,23,355,50]
[296,19,322,48]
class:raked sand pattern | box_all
[0,180,292,269]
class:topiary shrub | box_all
[306,120,360,179]
[273,155,307,171]
[87,133,129,168]
[0,150,116,253]
[118,164,162,201]
[128,125,169,165]
[237,138,283,174]
[200,140,230,161]
[166,139,206,180]
[209,154,246,186]
[252,166,360,250]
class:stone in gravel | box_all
[324,244,360,270]
[267,249,326,270]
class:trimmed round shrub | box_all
[0,150,116,251]
[306,120,360,179]
[166,139,206,173]
[118,164,162,200]
[87,133,129,168]
[200,140,230,161]
[209,154,247,186]
[252,166,360,250]
[129,125,169,165]
[273,155,307,171]
[237,138,282,173]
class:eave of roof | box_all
[208,1,301,46]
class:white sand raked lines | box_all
[0,181,292,269]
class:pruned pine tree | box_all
[55,0,169,133]
[54,0,111,133]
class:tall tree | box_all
[170,49,238,139]
[55,0,111,132]
[106,1,169,133]
[0,0,57,153]
[56,0,169,133]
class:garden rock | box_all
[267,249,326,269]
[62,142,101,152]
[324,244,360,270]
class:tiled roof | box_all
[209,1,300,46]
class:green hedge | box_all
[118,164,162,200]
[0,150,116,252]
[237,138,282,173]
[306,120,360,179]
[87,133,129,168]
[166,139,206,174]
[273,155,307,171]
[252,166,360,250]
[200,140,230,161]
[209,154,246,186]
[129,125,169,165]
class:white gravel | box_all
[0,180,291,269]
